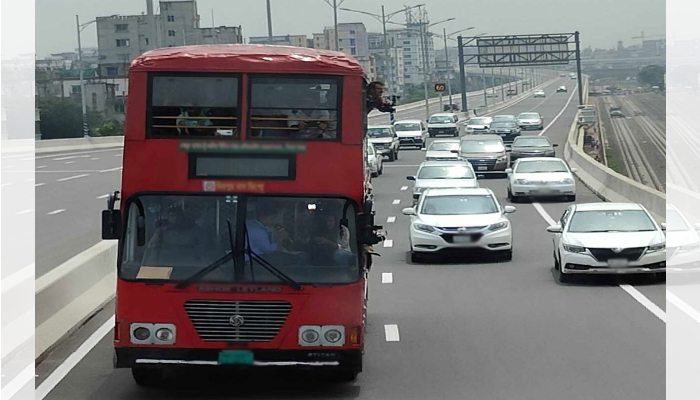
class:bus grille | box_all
[184,300,292,342]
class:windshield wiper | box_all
[176,220,238,289]
[243,222,303,291]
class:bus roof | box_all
[130,44,365,76]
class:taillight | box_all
[114,321,121,342]
[349,326,361,345]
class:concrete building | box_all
[323,23,369,58]
[312,33,327,50]
[96,0,243,77]
[387,26,435,87]
[368,32,405,95]
[249,35,308,47]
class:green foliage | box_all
[637,65,665,89]
[36,97,82,139]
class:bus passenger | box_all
[366,81,396,115]
[245,205,291,255]
[146,208,207,250]
[176,107,213,135]
[310,212,355,265]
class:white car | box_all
[407,161,479,203]
[366,143,383,177]
[403,188,516,262]
[534,90,546,98]
[465,117,492,134]
[556,86,567,93]
[666,203,700,273]
[516,112,544,130]
[394,119,429,148]
[428,113,460,137]
[506,158,577,202]
[367,125,400,161]
[424,139,461,161]
[546,203,666,283]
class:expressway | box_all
[37,77,666,400]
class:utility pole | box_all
[381,6,392,95]
[266,0,273,43]
[333,0,339,50]
[76,15,89,137]
[500,67,504,102]
[575,31,584,105]
[443,27,452,104]
[482,69,487,107]
[491,69,495,100]
[418,8,430,121]
[458,35,468,113]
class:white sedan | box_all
[402,187,516,262]
[407,161,479,204]
[666,203,700,273]
[546,202,666,283]
[506,158,577,202]
[366,143,383,177]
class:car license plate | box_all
[438,130,444,133]
[218,350,254,365]
[608,259,628,268]
[478,166,488,171]
[453,235,473,244]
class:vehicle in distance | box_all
[367,125,400,161]
[517,112,544,130]
[403,187,516,262]
[547,203,666,283]
[488,121,521,149]
[457,135,508,175]
[560,73,567,77]
[609,106,624,118]
[366,143,383,177]
[394,119,429,148]
[492,115,517,123]
[509,136,558,165]
[556,86,567,93]
[534,90,546,98]
[465,117,492,134]
[443,103,460,112]
[506,158,576,202]
[569,73,577,79]
[428,113,460,137]
[425,139,461,161]
[665,203,700,273]
[407,161,479,203]
[486,92,498,98]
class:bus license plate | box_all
[453,235,473,244]
[218,350,254,365]
[608,259,628,268]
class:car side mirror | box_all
[402,207,417,216]
[694,223,700,231]
[406,175,416,181]
[571,167,578,173]
[546,225,563,233]
[101,210,122,240]
[553,144,559,147]
[504,205,516,214]
[450,150,459,154]
[505,168,513,174]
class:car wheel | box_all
[411,252,424,263]
[556,268,574,284]
[371,171,378,178]
[379,164,383,175]
[429,133,434,138]
[554,251,560,270]
[507,187,515,202]
[567,195,576,202]
[388,150,396,161]
[394,149,399,160]
[132,368,165,387]
[499,249,513,261]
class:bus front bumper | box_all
[115,347,362,371]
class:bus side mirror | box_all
[102,210,122,240]
[406,175,416,181]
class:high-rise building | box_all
[248,35,308,47]
[322,23,372,78]
[387,25,435,87]
[368,32,404,95]
[96,0,243,78]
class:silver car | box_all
[517,112,544,130]
[367,125,400,161]
[407,160,479,203]
[506,158,576,202]
[424,139,461,161]
[457,135,508,176]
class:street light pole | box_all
[381,6,392,94]
[266,0,273,43]
[333,0,339,50]
[443,27,451,104]
[76,15,89,137]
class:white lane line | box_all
[1,183,12,187]
[115,154,122,157]
[37,165,47,169]
[35,183,45,187]
[620,285,666,323]
[26,178,35,182]
[15,209,33,215]
[382,273,393,284]
[667,290,700,324]
[387,216,396,223]
[383,239,394,248]
[400,186,408,191]
[392,199,401,205]
[3,363,36,400]
[533,201,665,322]
[56,173,89,182]
[53,155,90,161]
[47,209,66,215]
[384,324,400,341]
[1,263,35,294]
[22,157,35,161]
[100,167,123,173]
[90,158,99,160]
[35,148,122,160]
[539,85,578,136]
[97,194,110,199]
[64,161,75,164]
[36,316,115,399]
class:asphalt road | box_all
[38,77,666,400]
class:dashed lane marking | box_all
[382,273,393,284]
[47,209,66,215]
[383,240,394,248]
[392,199,401,205]
[57,174,89,182]
[384,324,400,341]
[387,216,396,223]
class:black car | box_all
[508,136,558,165]
[488,121,521,149]
[443,103,460,112]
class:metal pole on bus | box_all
[333,0,339,50]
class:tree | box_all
[637,65,666,90]
[36,97,82,139]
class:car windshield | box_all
[428,142,460,151]
[418,166,475,179]
[513,138,551,148]
[367,128,392,138]
[515,160,568,173]
[460,140,504,153]
[395,123,421,131]
[491,122,517,129]
[421,195,498,215]
[468,118,489,125]
[429,116,453,123]
[493,115,515,121]
[518,113,540,119]
[120,195,360,284]
[367,145,375,156]
[568,210,657,233]
[666,210,690,232]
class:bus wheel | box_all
[132,367,165,387]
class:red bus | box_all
[101,45,383,385]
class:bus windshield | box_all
[120,195,360,284]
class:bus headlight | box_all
[321,326,346,346]
[299,325,345,347]
[155,328,175,343]
[299,326,321,346]
[133,327,151,341]
[130,323,176,345]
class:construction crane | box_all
[632,32,666,42]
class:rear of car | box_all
[458,135,508,175]
[367,125,399,161]
[517,112,544,130]
[465,117,492,134]
[534,90,546,98]
[556,86,567,93]
[408,161,479,203]
[425,139,461,161]
[507,158,576,202]
[428,113,459,137]
[509,136,556,165]
[488,122,521,149]
[395,120,428,148]
[366,143,382,177]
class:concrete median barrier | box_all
[35,241,117,361]
[35,136,124,154]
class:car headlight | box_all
[514,179,529,185]
[647,243,665,253]
[487,221,509,232]
[497,155,507,162]
[414,223,435,233]
[563,244,586,253]
[560,178,574,184]
[133,327,150,341]
[680,243,700,253]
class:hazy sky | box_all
[35,0,665,58]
